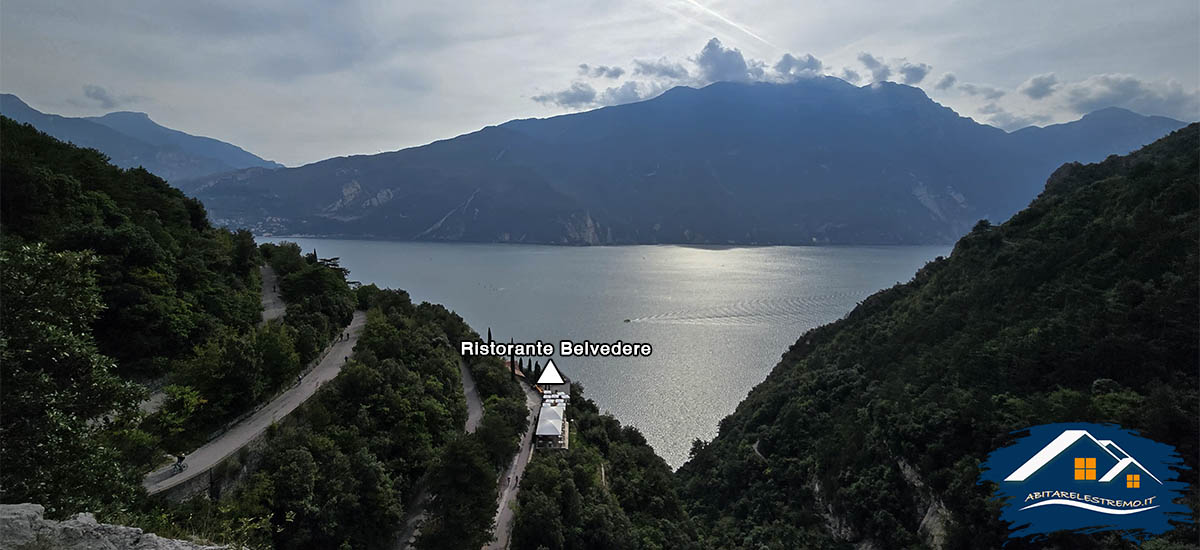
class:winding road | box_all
[140,265,287,416]
[486,381,540,550]
[143,310,367,495]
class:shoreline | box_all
[254,234,956,251]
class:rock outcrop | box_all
[0,503,227,550]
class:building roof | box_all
[536,404,566,436]
[536,416,563,436]
[537,359,566,385]
[540,405,564,422]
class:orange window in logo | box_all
[1127,474,1140,488]
[1074,457,1096,480]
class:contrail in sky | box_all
[674,0,779,50]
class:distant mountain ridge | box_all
[182,77,1186,245]
[0,94,281,181]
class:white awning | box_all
[536,417,563,436]
[540,405,564,422]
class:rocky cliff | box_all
[0,504,226,550]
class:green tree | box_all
[0,243,142,516]
[418,434,498,550]
[149,384,206,454]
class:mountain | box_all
[182,78,1186,245]
[674,125,1198,548]
[0,94,281,181]
[85,110,282,172]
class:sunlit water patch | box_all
[263,239,949,468]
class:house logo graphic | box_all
[980,423,1190,542]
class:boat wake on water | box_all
[626,291,870,326]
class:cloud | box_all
[857,52,891,82]
[694,37,759,82]
[533,80,662,109]
[959,82,1006,100]
[1019,73,1059,99]
[774,53,823,79]
[632,58,690,80]
[979,102,1051,130]
[599,81,646,105]
[77,84,142,109]
[898,62,931,85]
[934,73,957,90]
[1063,74,1199,120]
[531,81,597,108]
[578,63,625,79]
[840,68,862,84]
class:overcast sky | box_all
[2,1,1197,166]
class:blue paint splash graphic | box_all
[979,423,1191,544]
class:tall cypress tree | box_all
[509,339,517,381]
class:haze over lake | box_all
[267,238,949,467]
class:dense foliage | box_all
[1,116,260,377]
[1,114,363,474]
[0,117,269,515]
[415,321,531,549]
[262,241,355,363]
[1,118,534,548]
[156,242,354,452]
[0,244,143,516]
[510,384,700,550]
[0,119,359,525]
[676,125,1200,548]
[210,289,466,549]
[159,288,528,550]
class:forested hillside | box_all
[0,115,280,516]
[122,287,529,549]
[676,125,1199,548]
[1,116,363,518]
[1,117,529,549]
[510,384,700,550]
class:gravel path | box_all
[259,265,286,325]
[461,359,484,433]
[143,310,367,495]
[139,265,287,416]
[486,381,541,550]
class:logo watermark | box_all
[980,423,1190,543]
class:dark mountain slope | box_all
[184,78,1185,245]
[0,94,280,181]
[86,110,282,171]
[675,125,1199,548]
[0,116,261,375]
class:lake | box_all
[265,239,950,468]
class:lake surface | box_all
[266,239,950,468]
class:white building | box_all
[534,360,570,449]
[535,403,569,448]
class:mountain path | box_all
[259,265,285,325]
[486,380,540,550]
[143,310,366,494]
[394,359,486,549]
[139,264,286,415]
